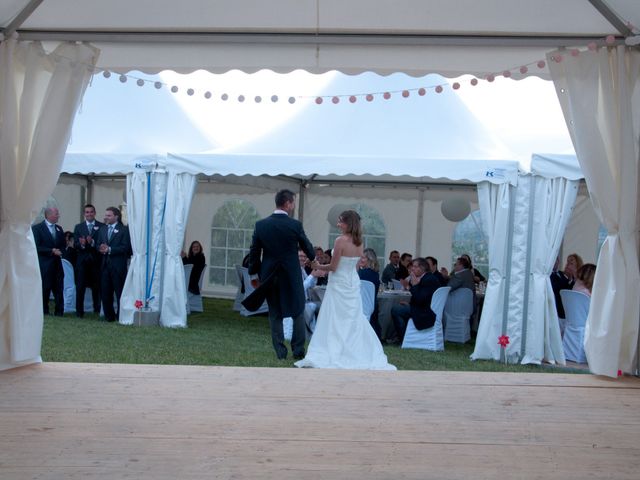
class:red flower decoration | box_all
[134,300,143,310]
[498,335,510,348]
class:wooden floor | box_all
[1,363,639,479]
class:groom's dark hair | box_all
[275,189,295,208]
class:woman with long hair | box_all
[295,210,395,370]
[182,240,206,295]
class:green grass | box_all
[42,297,585,373]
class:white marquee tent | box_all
[0,0,638,377]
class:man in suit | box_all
[381,250,401,285]
[242,189,316,360]
[32,207,66,316]
[97,206,132,322]
[444,256,475,292]
[390,257,441,344]
[73,204,104,317]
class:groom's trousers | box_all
[268,309,306,359]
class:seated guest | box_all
[425,256,447,286]
[358,247,382,339]
[181,240,206,295]
[550,256,572,318]
[573,263,596,297]
[461,253,486,284]
[62,230,77,268]
[381,250,401,285]
[298,249,326,336]
[314,247,330,286]
[441,256,475,291]
[397,253,413,280]
[390,257,441,344]
[564,252,584,283]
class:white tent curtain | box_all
[549,46,640,377]
[0,39,97,370]
[471,182,513,362]
[120,170,167,324]
[159,171,196,328]
[521,175,578,365]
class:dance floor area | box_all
[1,362,639,479]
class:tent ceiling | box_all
[2,0,638,77]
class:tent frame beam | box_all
[587,0,634,37]
[1,0,44,39]
[12,31,624,48]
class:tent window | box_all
[328,203,386,264]
[451,209,488,278]
[210,199,261,286]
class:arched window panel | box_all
[328,203,386,265]
[210,199,260,287]
[451,209,488,278]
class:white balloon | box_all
[441,198,471,222]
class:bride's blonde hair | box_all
[339,210,363,246]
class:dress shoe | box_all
[293,351,305,360]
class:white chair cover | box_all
[233,265,244,312]
[239,267,268,316]
[360,280,375,320]
[402,286,450,351]
[61,259,76,313]
[443,287,474,344]
[560,290,590,364]
[183,264,193,314]
[187,264,206,313]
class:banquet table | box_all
[309,286,411,341]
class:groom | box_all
[242,189,316,360]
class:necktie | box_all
[108,225,114,240]
[49,223,55,237]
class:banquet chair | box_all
[560,289,589,364]
[443,287,474,343]
[187,264,206,313]
[360,280,376,321]
[233,265,244,312]
[183,264,193,314]
[61,258,76,313]
[402,286,450,351]
[240,267,269,316]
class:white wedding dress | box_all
[295,256,396,370]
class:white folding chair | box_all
[402,286,451,351]
[61,258,76,313]
[360,280,375,320]
[240,267,269,316]
[443,287,474,343]
[183,264,193,314]
[187,264,206,313]
[560,289,589,364]
[233,264,244,312]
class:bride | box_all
[294,210,396,370]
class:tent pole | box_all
[520,175,536,362]
[416,187,425,255]
[501,184,516,363]
[297,182,305,223]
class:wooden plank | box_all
[1,363,639,479]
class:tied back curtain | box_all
[120,170,167,324]
[160,171,196,327]
[471,182,512,362]
[521,175,578,365]
[0,39,97,370]
[549,46,640,377]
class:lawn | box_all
[42,297,584,373]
